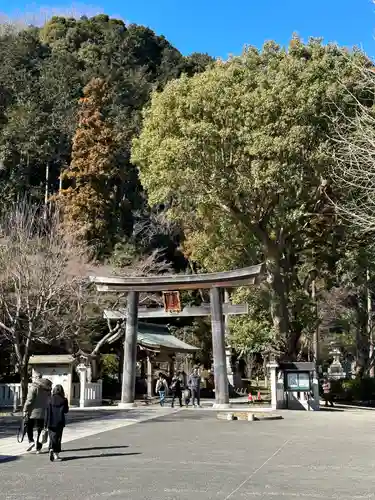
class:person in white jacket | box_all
[155,373,168,407]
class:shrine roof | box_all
[29,354,75,365]
[107,322,199,353]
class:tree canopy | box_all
[132,38,371,358]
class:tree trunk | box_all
[19,362,29,406]
[245,353,255,379]
[266,255,294,357]
[366,269,374,377]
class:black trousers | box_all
[171,391,182,407]
[49,427,64,453]
[27,418,44,450]
[191,388,200,406]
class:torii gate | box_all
[90,264,263,409]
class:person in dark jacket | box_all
[170,372,183,408]
[45,384,69,462]
[23,373,52,453]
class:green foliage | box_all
[229,287,275,357]
[101,353,119,378]
[132,37,371,358]
[332,377,375,401]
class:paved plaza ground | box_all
[1,407,375,500]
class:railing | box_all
[0,383,31,407]
[71,380,103,407]
[0,380,103,408]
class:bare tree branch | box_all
[0,199,89,400]
[331,62,375,232]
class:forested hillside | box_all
[0,14,213,259]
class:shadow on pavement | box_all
[320,407,344,412]
[0,455,20,463]
[65,445,129,452]
[62,452,141,461]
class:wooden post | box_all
[210,287,230,408]
[120,291,139,407]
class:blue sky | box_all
[1,0,375,59]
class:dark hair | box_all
[158,372,163,378]
[52,384,65,397]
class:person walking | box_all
[45,384,69,462]
[322,377,334,407]
[188,367,201,408]
[23,373,52,454]
[170,372,183,408]
[155,373,168,407]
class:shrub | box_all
[337,377,375,401]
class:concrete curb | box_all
[217,411,283,422]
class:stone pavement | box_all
[2,408,375,499]
[0,407,181,459]
[0,407,158,440]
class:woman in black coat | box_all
[45,384,69,462]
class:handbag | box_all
[41,428,48,445]
[17,415,28,443]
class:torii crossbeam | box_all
[90,264,263,409]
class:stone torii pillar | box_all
[119,291,139,408]
[210,287,230,407]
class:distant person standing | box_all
[23,373,52,454]
[188,367,201,408]
[170,372,183,408]
[45,384,69,462]
[322,378,334,407]
[155,373,168,407]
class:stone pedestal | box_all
[226,347,234,387]
[76,363,87,409]
[267,362,279,410]
[311,374,320,411]
[118,402,137,409]
[147,355,153,399]
[213,403,232,409]
[328,345,346,380]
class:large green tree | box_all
[132,38,370,359]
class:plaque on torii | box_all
[90,264,263,409]
[162,291,182,313]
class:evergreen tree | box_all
[59,77,117,255]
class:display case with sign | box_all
[285,371,311,392]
